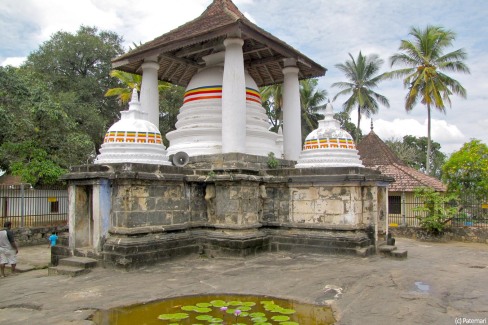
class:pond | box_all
[90,294,335,325]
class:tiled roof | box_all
[112,0,326,87]
[357,131,446,192]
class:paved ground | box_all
[0,239,487,325]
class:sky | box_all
[1,0,487,154]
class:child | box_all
[48,232,58,248]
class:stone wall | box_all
[390,226,488,244]
[59,158,394,268]
[11,225,69,247]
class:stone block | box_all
[292,200,314,215]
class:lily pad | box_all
[210,300,228,307]
[271,315,290,322]
[196,302,212,308]
[194,307,212,313]
[280,322,299,325]
[250,312,266,318]
[279,308,296,315]
[228,300,243,306]
[181,305,198,311]
[195,314,213,321]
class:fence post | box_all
[20,183,25,228]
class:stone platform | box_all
[58,154,392,269]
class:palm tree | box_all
[260,84,283,132]
[105,70,170,104]
[260,79,327,142]
[385,25,470,174]
[332,52,390,144]
[299,79,327,141]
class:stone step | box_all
[379,245,397,254]
[48,265,91,277]
[391,249,408,259]
[58,256,98,269]
[356,245,375,257]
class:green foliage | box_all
[159,85,185,146]
[1,142,66,185]
[442,139,488,199]
[299,79,327,141]
[0,25,125,185]
[386,135,446,178]
[332,51,390,143]
[334,111,362,143]
[413,187,458,234]
[267,152,279,169]
[260,79,327,141]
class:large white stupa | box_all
[295,102,364,168]
[166,51,282,157]
[95,89,171,165]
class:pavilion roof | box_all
[357,130,446,192]
[112,0,326,87]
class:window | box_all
[50,201,59,213]
[389,196,401,214]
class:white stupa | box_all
[166,51,282,157]
[95,88,171,165]
[295,102,363,168]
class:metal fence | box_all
[0,184,68,229]
[389,193,488,228]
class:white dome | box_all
[296,102,363,168]
[95,89,171,165]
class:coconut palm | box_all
[332,52,390,144]
[299,78,327,141]
[105,70,170,104]
[385,25,470,174]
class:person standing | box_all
[48,232,58,248]
[0,221,19,277]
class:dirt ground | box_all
[0,238,487,325]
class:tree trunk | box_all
[426,104,431,175]
[356,105,361,144]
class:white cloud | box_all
[1,57,26,67]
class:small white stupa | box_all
[295,102,363,168]
[95,88,171,165]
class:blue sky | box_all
[1,0,487,154]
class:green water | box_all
[90,294,335,325]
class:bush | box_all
[413,187,458,234]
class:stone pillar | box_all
[222,38,246,153]
[282,62,301,161]
[140,58,160,128]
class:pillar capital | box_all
[141,61,160,70]
[282,66,299,75]
[223,37,244,47]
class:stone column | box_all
[140,58,160,128]
[282,62,301,161]
[222,38,246,153]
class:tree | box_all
[442,139,488,199]
[260,84,283,133]
[105,70,171,105]
[413,187,458,234]
[332,52,390,143]
[260,79,327,140]
[385,137,418,166]
[24,26,126,147]
[299,79,327,141]
[386,25,470,174]
[159,85,185,146]
[386,135,446,178]
[0,66,93,185]
[334,111,362,143]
